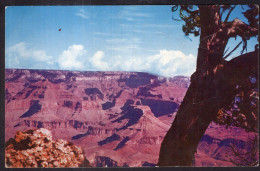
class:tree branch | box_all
[223,51,258,87]
[225,18,258,38]
[227,50,258,67]
[214,51,258,115]
[221,18,258,55]
[223,47,230,56]
[223,41,242,59]
[224,5,236,23]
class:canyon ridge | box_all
[5,69,255,167]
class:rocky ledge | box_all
[5,128,90,168]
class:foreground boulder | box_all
[5,128,90,168]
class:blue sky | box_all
[5,5,258,77]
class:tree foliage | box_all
[172,5,200,36]
[172,5,259,132]
[173,5,258,54]
[214,77,258,132]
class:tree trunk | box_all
[157,50,258,166]
[158,5,258,166]
[157,73,218,166]
[158,6,223,166]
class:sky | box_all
[5,5,258,77]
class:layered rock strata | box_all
[5,128,90,168]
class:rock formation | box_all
[5,69,256,167]
[5,128,90,168]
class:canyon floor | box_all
[5,69,256,167]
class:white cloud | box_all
[7,42,52,61]
[123,57,144,71]
[58,44,87,70]
[106,49,196,77]
[146,49,196,77]
[6,42,196,77]
[89,51,110,70]
[6,42,53,69]
[112,55,122,68]
[76,9,88,19]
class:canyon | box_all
[5,69,255,167]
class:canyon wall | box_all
[5,69,254,167]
